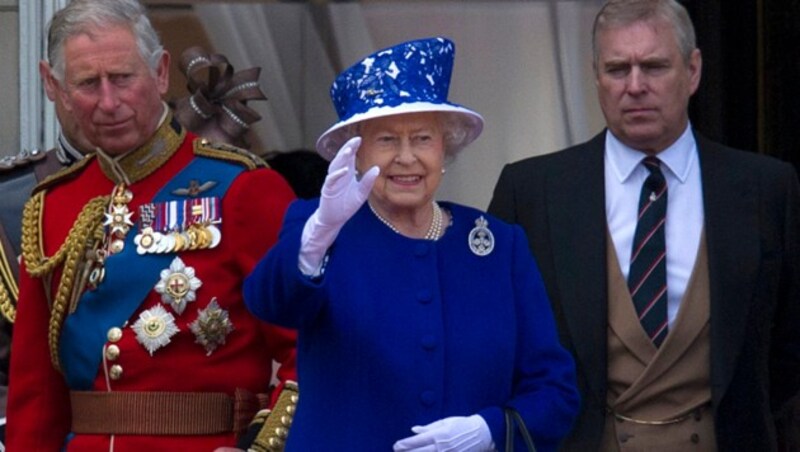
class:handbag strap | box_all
[504,408,537,452]
[505,409,514,452]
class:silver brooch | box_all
[154,256,202,315]
[189,298,235,356]
[468,216,494,257]
[131,305,180,356]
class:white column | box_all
[18,0,67,152]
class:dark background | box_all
[685,0,800,173]
[688,3,800,447]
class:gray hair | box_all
[592,0,696,67]
[343,111,472,161]
[47,0,164,82]
[439,112,471,160]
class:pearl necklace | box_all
[369,201,443,241]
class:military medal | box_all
[154,256,202,314]
[468,216,494,257]
[157,233,175,253]
[104,204,134,235]
[171,231,188,252]
[140,197,223,253]
[134,203,165,254]
[103,185,135,237]
[189,196,222,249]
[131,305,180,355]
[81,184,134,292]
[134,227,157,254]
[189,298,234,356]
[207,224,222,247]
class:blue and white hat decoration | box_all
[316,37,484,160]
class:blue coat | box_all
[245,200,579,451]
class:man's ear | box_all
[688,48,702,96]
[39,60,59,101]
[39,60,74,113]
[155,50,170,96]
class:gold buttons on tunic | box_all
[105,344,120,361]
[107,327,123,342]
[109,364,123,380]
[110,239,125,254]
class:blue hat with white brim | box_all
[316,37,484,161]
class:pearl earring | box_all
[441,168,446,174]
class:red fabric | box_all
[7,132,297,451]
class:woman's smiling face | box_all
[357,112,446,214]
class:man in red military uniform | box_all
[6,0,297,450]
[0,49,95,448]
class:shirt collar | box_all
[56,131,88,165]
[605,124,697,183]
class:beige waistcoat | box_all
[601,232,717,452]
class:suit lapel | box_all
[697,134,760,406]
[547,132,609,403]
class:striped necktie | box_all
[628,156,668,347]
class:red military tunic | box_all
[7,117,297,451]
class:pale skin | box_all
[356,112,449,238]
[50,24,170,156]
[39,61,95,154]
[594,18,702,155]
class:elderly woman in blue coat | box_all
[244,37,579,451]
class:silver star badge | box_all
[189,298,235,356]
[131,305,180,355]
[154,256,202,315]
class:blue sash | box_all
[59,156,245,389]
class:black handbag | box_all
[504,408,537,452]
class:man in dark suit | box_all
[489,0,800,450]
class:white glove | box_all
[298,136,379,276]
[393,415,493,452]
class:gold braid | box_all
[21,191,110,370]
[0,283,13,323]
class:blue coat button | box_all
[417,290,432,304]
[420,335,437,350]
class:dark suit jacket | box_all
[488,130,800,451]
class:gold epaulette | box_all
[32,154,95,195]
[192,138,269,170]
[249,381,298,452]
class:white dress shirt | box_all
[605,125,704,327]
